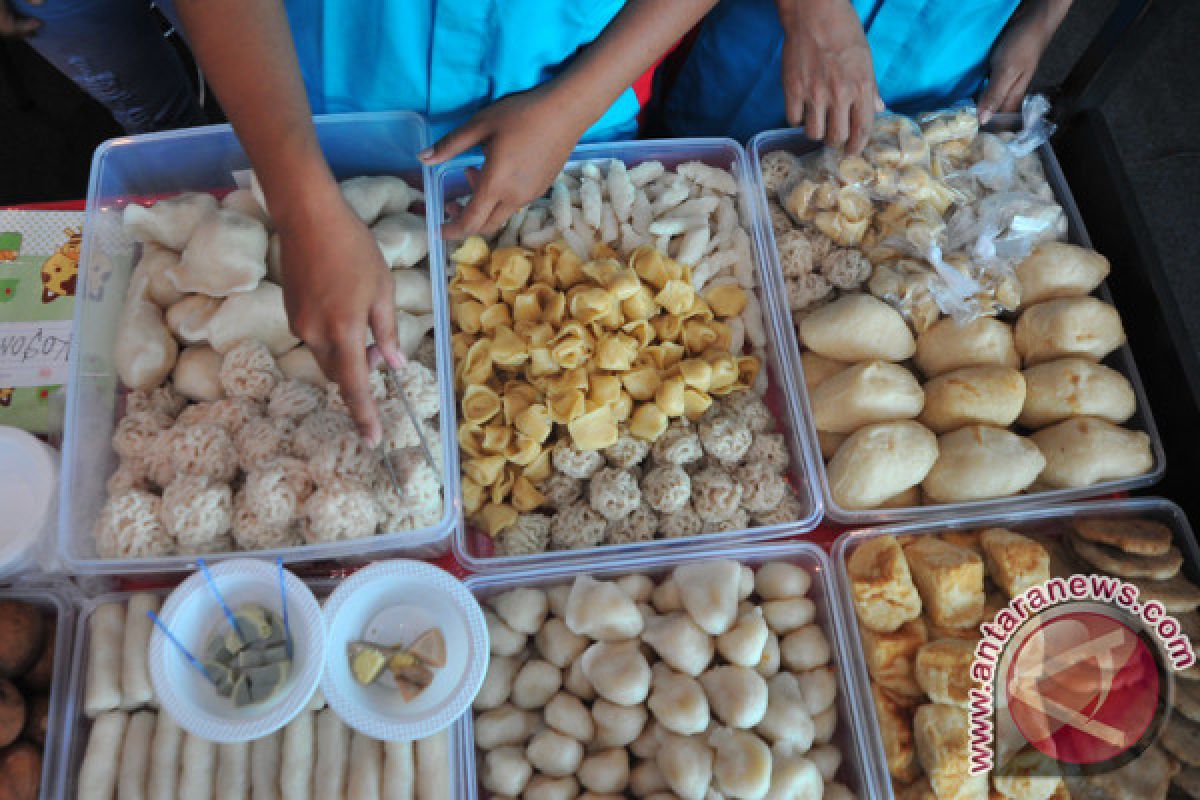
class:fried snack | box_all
[1031,416,1153,489]
[1070,516,1173,557]
[1014,297,1126,366]
[810,361,925,434]
[1068,534,1181,580]
[872,682,921,785]
[827,421,939,511]
[979,529,1050,598]
[860,618,928,698]
[917,366,1025,434]
[914,640,975,708]
[1014,242,1110,308]
[1018,358,1135,429]
[914,318,1020,379]
[913,704,988,800]
[903,537,985,630]
[846,535,923,633]
[921,426,1044,504]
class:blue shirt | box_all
[662,0,1020,142]
[283,0,640,142]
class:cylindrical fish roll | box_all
[117,711,156,800]
[86,603,126,717]
[121,594,159,710]
[313,709,350,800]
[217,741,250,800]
[414,731,450,800]
[250,730,282,800]
[347,732,383,800]
[280,713,314,800]
[382,741,414,800]
[78,710,128,800]
[179,733,216,800]
[147,712,184,800]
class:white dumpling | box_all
[616,573,655,604]
[277,346,326,385]
[132,244,185,307]
[221,188,271,228]
[491,587,549,635]
[173,345,224,402]
[474,704,539,750]
[115,297,178,391]
[206,282,299,355]
[565,575,643,641]
[648,665,710,735]
[374,212,429,269]
[717,608,770,668]
[123,192,217,251]
[525,729,584,777]
[756,672,815,749]
[168,209,267,296]
[485,610,527,657]
[675,560,742,635]
[581,640,651,706]
[511,660,561,710]
[480,745,533,796]
[709,726,772,800]
[755,563,812,600]
[642,612,713,677]
[341,176,418,225]
[764,742,823,800]
[474,654,521,711]
[394,311,435,358]
[656,732,714,800]
[165,295,222,344]
[700,666,769,729]
[578,748,630,795]
[534,618,588,668]
[544,692,594,741]
[592,699,648,748]
[391,269,433,314]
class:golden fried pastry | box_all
[903,537,985,630]
[1068,534,1182,580]
[980,529,1050,598]
[913,703,988,800]
[914,640,976,708]
[861,618,929,698]
[1129,574,1200,613]
[990,748,1061,800]
[1071,516,1174,557]
[873,681,922,785]
[939,531,983,558]
[847,535,923,633]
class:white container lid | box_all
[0,427,57,580]
[149,559,327,742]
[321,560,489,741]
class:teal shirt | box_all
[661,0,1020,142]
[283,0,640,142]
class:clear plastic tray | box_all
[831,496,1196,799]
[452,540,878,800]
[432,137,824,572]
[748,123,1166,525]
[60,111,462,574]
[1,581,78,800]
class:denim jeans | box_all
[10,0,205,133]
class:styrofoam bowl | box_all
[321,560,488,741]
[149,559,326,742]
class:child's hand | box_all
[420,84,588,238]
[979,0,1068,123]
[275,186,399,447]
[778,0,881,154]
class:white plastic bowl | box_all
[321,560,488,741]
[149,559,326,742]
[0,427,57,579]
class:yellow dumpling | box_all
[479,302,512,334]
[621,319,655,349]
[595,332,640,371]
[515,403,552,442]
[461,384,503,425]
[481,424,513,454]
[506,433,542,466]
[460,340,494,387]
[736,355,762,390]
[642,342,685,371]
[655,279,696,316]
[548,388,586,424]
[491,466,515,504]
[568,406,619,450]
[569,286,616,325]
[490,326,529,368]
[622,366,661,402]
[451,332,476,362]
[457,279,500,306]
[477,503,518,537]
[491,246,533,291]
[683,388,713,420]
[582,258,624,287]
[512,476,545,513]
[630,245,671,289]
[464,454,507,487]
[589,373,623,408]
[501,383,538,423]
[704,285,749,318]
[621,286,658,321]
[458,426,487,459]
[707,353,739,393]
[652,314,685,343]
[611,390,634,422]
[551,331,592,370]
[629,403,669,441]
[523,449,552,483]
[547,367,589,395]
[452,300,485,334]
[529,347,558,377]
[678,358,714,391]
[553,244,587,289]
[462,477,485,514]
[452,235,489,266]
[682,320,720,354]
[591,242,620,261]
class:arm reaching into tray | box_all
[424,0,719,239]
[978,0,1074,123]
[174,0,403,448]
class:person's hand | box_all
[275,186,400,447]
[1,2,40,36]
[419,84,589,238]
[978,2,1062,123]
[778,0,881,154]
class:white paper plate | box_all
[321,560,488,741]
[0,427,56,579]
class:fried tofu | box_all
[940,530,984,558]
[914,703,988,800]
[991,749,1062,800]
[904,537,985,630]
[915,639,976,708]
[873,680,922,784]
[848,535,923,633]
[862,618,929,698]
[980,529,1050,599]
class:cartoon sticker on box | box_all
[40,227,80,303]
[0,388,12,407]
[0,232,20,264]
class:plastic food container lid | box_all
[0,427,56,579]
[149,558,327,742]
[321,559,489,742]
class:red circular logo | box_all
[1006,611,1159,765]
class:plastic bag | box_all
[967,94,1057,192]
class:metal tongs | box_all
[377,363,441,493]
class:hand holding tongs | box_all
[375,359,441,493]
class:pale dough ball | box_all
[1031,416,1153,489]
[914,317,1020,378]
[827,421,938,510]
[1018,357,1136,429]
[918,365,1026,434]
[922,425,1045,503]
[810,361,925,434]
[1014,297,1125,366]
[1015,242,1109,308]
[799,293,916,362]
